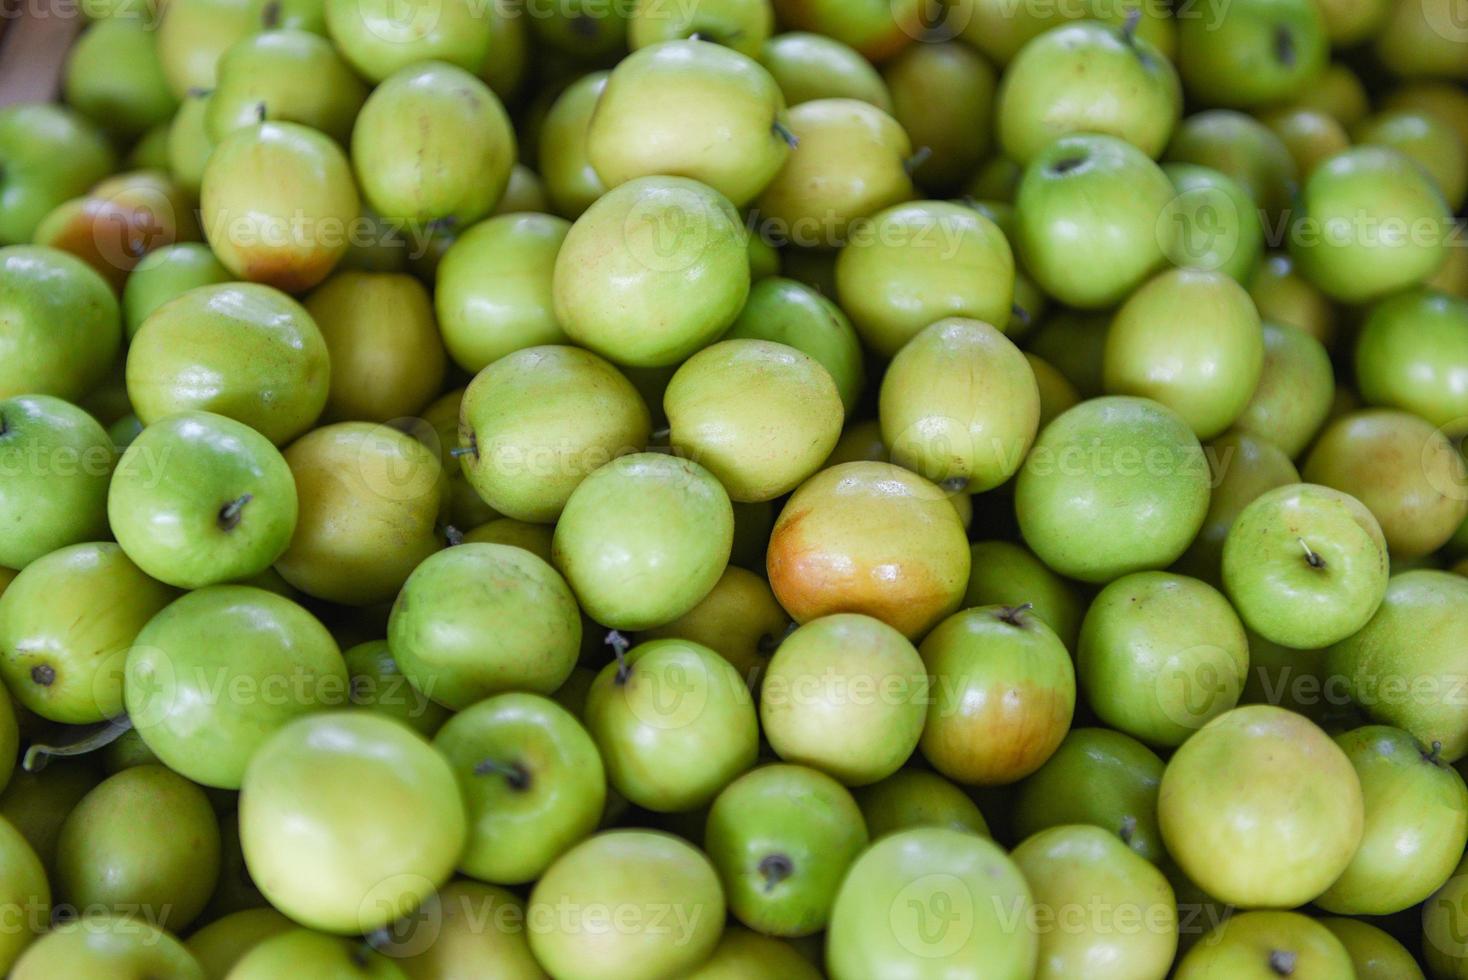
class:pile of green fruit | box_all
[2,0,1468,976]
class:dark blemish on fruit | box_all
[997,603,1034,627]
[31,664,55,687]
[1051,156,1086,175]
[475,759,532,791]
[1273,26,1296,68]
[260,0,280,27]
[219,493,253,532]
[1268,948,1297,976]
[758,853,794,892]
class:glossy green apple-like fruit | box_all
[0,396,114,569]
[108,412,296,590]
[768,462,969,637]
[434,692,604,884]
[206,29,366,144]
[388,544,581,709]
[722,276,865,414]
[240,712,465,934]
[759,31,892,110]
[1249,253,1335,345]
[201,121,359,293]
[539,71,609,220]
[1327,571,1468,762]
[1160,163,1265,282]
[276,423,446,605]
[642,566,790,683]
[1015,397,1210,584]
[0,104,113,245]
[1260,106,1352,179]
[529,830,724,980]
[63,18,175,141]
[0,816,47,973]
[462,518,555,564]
[835,201,1015,356]
[1234,321,1335,458]
[554,176,750,367]
[459,345,650,523]
[1319,918,1425,980]
[1165,109,1299,223]
[1174,431,1299,585]
[128,282,328,444]
[125,585,348,788]
[1104,268,1264,440]
[341,641,450,737]
[1303,409,1468,560]
[685,926,819,980]
[1357,109,1467,211]
[0,542,173,724]
[1015,134,1175,308]
[964,540,1082,650]
[121,243,231,341]
[1013,825,1177,980]
[166,89,213,197]
[585,638,757,811]
[323,0,490,82]
[353,63,515,228]
[1425,851,1468,978]
[1314,725,1468,915]
[1177,0,1327,107]
[1174,911,1354,979]
[1288,145,1450,304]
[998,20,1180,163]
[771,0,922,62]
[1159,705,1364,908]
[390,881,544,979]
[666,339,843,502]
[0,762,99,874]
[854,769,990,838]
[56,764,220,931]
[10,915,204,980]
[1222,483,1389,649]
[705,764,867,937]
[0,245,119,402]
[305,270,446,424]
[826,827,1037,980]
[1012,727,1166,863]
[590,40,789,208]
[629,0,773,56]
[224,929,403,979]
[154,0,256,97]
[760,614,926,785]
[754,98,914,248]
[1079,572,1249,748]
[1356,288,1468,435]
[920,605,1075,785]
[436,213,571,373]
[880,318,1037,491]
[554,454,732,630]
[883,40,994,191]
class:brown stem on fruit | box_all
[1119,815,1137,846]
[904,146,933,176]
[349,941,375,968]
[757,621,800,657]
[474,759,532,791]
[997,603,1035,627]
[1423,740,1446,767]
[1273,26,1296,68]
[758,854,794,892]
[450,442,477,461]
[772,120,799,150]
[260,0,280,27]
[1120,7,1141,45]
[1297,538,1326,570]
[444,525,465,547]
[23,716,133,772]
[218,494,253,532]
[940,476,970,494]
[1268,949,1297,976]
[607,630,632,685]
[1050,155,1086,175]
[255,102,268,123]
[30,664,54,687]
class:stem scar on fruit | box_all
[1268,949,1297,976]
[218,493,253,532]
[607,630,633,684]
[758,853,794,892]
[997,602,1035,627]
[475,759,532,791]
[1297,537,1326,570]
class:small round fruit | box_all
[1355,288,1468,436]
[0,245,120,401]
[1318,918,1425,980]
[323,0,491,82]
[919,604,1075,785]
[1015,397,1211,584]
[704,764,868,937]
[759,614,927,786]
[767,462,970,638]
[666,339,843,502]
[1158,705,1364,908]
[585,638,758,812]
[854,769,990,838]
[528,831,724,980]
[1176,0,1327,107]
[826,827,1037,980]
[553,176,750,367]
[239,712,466,934]
[1174,431,1300,586]
[1103,267,1264,441]
[9,915,204,980]
[388,544,581,710]
[341,641,450,737]
[121,243,231,341]
[1159,163,1266,282]
[553,454,733,630]
[1233,321,1336,458]
[964,540,1082,650]
[391,881,544,979]
[0,816,48,973]
[759,32,892,110]
[1175,911,1354,979]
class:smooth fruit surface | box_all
[0,245,120,402]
